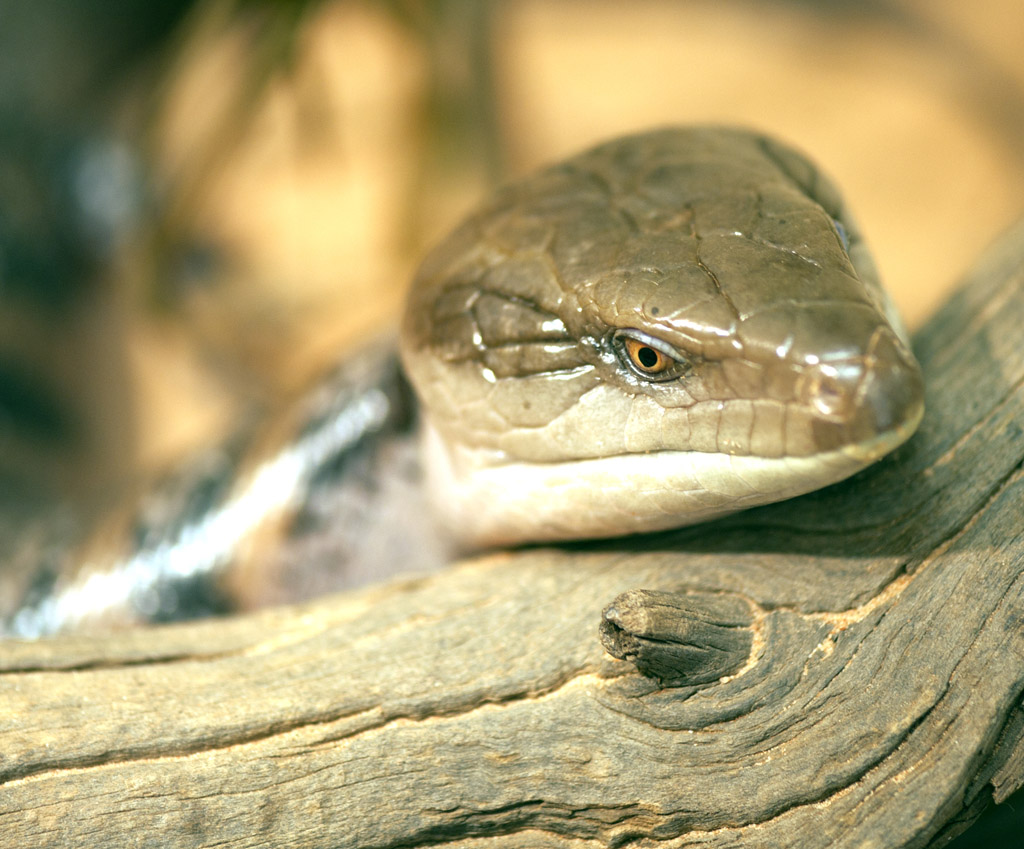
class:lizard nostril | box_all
[805,329,924,453]
[859,331,925,435]
[802,361,865,419]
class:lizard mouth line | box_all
[421,403,923,549]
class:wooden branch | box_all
[4,220,1024,848]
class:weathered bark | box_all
[4,220,1024,848]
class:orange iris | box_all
[623,337,673,375]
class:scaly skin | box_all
[401,127,924,546]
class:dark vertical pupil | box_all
[637,346,659,368]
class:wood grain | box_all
[4,220,1024,847]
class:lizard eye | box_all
[832,217,850,252]
[624,337,672,373]
[612,330,689,381]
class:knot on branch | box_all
[599,589,754,686]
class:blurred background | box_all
[3,0,1024,518]
[1,0,1024,841]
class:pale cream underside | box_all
[422,407,922,549]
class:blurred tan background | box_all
[5,0,1024,516]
